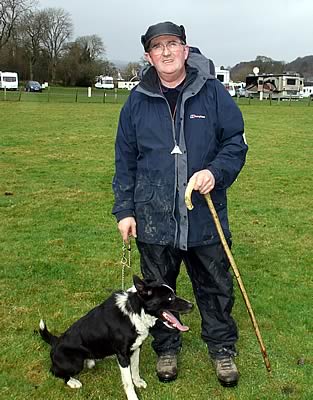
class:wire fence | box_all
[0,87,312,107]
[236,94,312,107]
[0,87,130,104]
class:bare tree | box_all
[41,7,72,82]
[0,0,33,52]
[19,9,45,79]
[99,59,118,78]
[122,62,142,81]
[75,34,105,62]
[58,37,109,86]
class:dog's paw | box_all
[133,377,147,389]
[39,319,45,330]
[67,377,82,389]
[85,359,96,369]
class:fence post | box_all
[4,87,6,101]
[309,96,311,107]
[48,86,50,102]
[103,91,106,103]
[18,88,22,102]
[75,89,78,103]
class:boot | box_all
[156,353,178,382]
[211,348,239,387]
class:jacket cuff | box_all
[114,210,135,223]
[207,166,223,187]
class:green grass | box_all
[0,101,312,399]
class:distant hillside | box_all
[230,55,313,83]
[286,56,313,82]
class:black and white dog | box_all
[39,275,193,400]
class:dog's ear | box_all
[133,275,145,291]
[133,275,153,297]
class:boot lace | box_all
[159,354,175,366]
[218,356,233,370]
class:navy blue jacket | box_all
[112,52,248,249]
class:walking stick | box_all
[185,179,271,373]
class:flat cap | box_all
[141,21,186,51]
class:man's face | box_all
[145,35,189,77]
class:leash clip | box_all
[121,240,131,290]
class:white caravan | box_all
[301,86,313,98]
[215,67,230,85]
[215,67,236,96]
[117,81,140,90]
[0,71,18,90]
[95,75,114,89]
[245,73,304,99]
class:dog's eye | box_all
[168,296,173,302]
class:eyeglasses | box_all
[149,40,184,56]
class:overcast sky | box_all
[38,0,313,68]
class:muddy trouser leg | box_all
[182,242,238,356]
[136,240,182,355]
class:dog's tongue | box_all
[162,311,189,332]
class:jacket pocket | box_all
[134,183,175,244]
[134,184,154,203]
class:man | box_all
[112,21,248,387]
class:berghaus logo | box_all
[190,114,206,119]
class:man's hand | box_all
[118,217,137,243]
[191,169,215,194]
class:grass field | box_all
[0,100,312,400]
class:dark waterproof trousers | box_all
[136,241,238,357]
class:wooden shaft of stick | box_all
[204,193,271,373]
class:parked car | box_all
[25,80,42,92]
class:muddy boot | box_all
[156,353,178,382]
[211,348,239,387]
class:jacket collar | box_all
[138,65,198,95]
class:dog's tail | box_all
[39,319,58,347]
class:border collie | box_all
[39,275,193,400]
